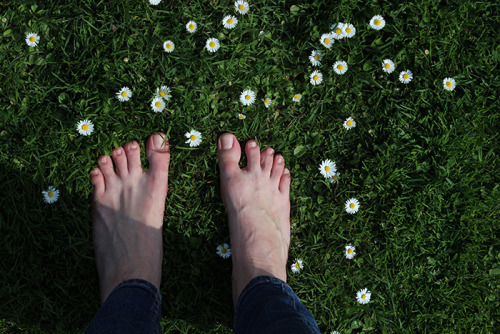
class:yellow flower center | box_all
[190,135,197,141]
[264,99,269,104]
[221,248,227,253]
[166,43,172,49]
[325,166,331,172]
[29,36,35,42]
[338,64,343,70]
[239,4,245,10]
[350,203,355,209]
[385,63,391,69]
[155,101,162,108]
[375,19,381,25]
[446,81,452,87]
[121,91,127,97]
[314,55,319,60]
[189,24,194,30]
[48,191,54,197]
[362,294,366,299]
[239,115,245,119]
[313,75,319,81]
[82,124,89,131]
[332,175,338,179]
[228,18,233,24]
[209,41,215,48]
[403,74,409,80]
[160,91,166,96]
[347,120,352,126]
[245,95,251,100]
[336,28,341,34]
[294,94,300,100]
[324,38,330,44]
[295,263,301,268]
[1,18,6,23]
[346,27,352,33]
[348,248,353,254]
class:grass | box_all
[0,0,499,332]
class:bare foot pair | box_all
[90,133,291,306]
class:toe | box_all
[279,168,291,194]
[260,147,274,175]
[125,141,142,175]
[217,133,242,178]
[90,167,105,198]
[112,147,128,177]
[98,155,117,183]
[146,133,170,193]
[244,140,261,172]
[270,154,285,181]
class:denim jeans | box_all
[86,276,320,333]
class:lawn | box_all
[0,0,498,333]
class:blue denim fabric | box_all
[85,279,162,334]
[234,276,321,334]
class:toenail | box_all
[248,141,257,148]
[153,134,168,150]
[91,169,99,176]
[131,142,138,149]
[220,133,233,150]
[115,149,122,155]
[284,168,290,175]
[268,148,274,154]
[100,157,107,163]
[277,156,283,163]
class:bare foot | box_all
[217,133,291,306]
[90,133,170,304]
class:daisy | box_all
[163,40,175,53]
[331,23,345,39]
[333,61,348,75]
[42,186,59,204]
[328,172,340,183]
[206,38,220,53]
[25,32,40,47]
[240,89,256,106]
[185,129,202,147]
[292,94,302,103]
[2,18,6,23]
[425,49,430,55]
[344,23,356,38]
[186,21,197,33]
[222,15,238,29]
[331,332,340,334]
[345,198,360,214]
[217,243,231,259]
[263,97,272,108]
[345,244,356,259]
[319,159,336,178]
[234,1,250,15]
[77,119,94,136]
[443,77,456,91]
[237,113,246,119]
[356,288,371,304]
[320,33,334,49]
[343,117,356,130]
[310,70,323,85]
[156,86,172,101]
[382,59,395,73]
[116,87,132,102]
[149,0,161,4]
[291,259,304,273]
[123,57,129,63]
[399,70,413,84]
[309,50,323,67]
[151,97,165,112]
[369,15,385,30]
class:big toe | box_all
[146,133,170,189]
[217,133,241,178]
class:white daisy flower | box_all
[76,119,94,136]
[319,159,336,178]
[292,93,302,103]
[206,38,220,53]
[309,50,323,67]
[291,259,304,273]
[186,21,197,33]
[240,89,256,106]
[25,32,40,47]
[149,0,161,4]
[356,288,371,304]
[331,331,340,334]
[333,61,348,75]
[344,23,356,38]
[425,49,430,55]
[320,33,334,49]
[234,1,249,15]
[369,15,385,30]
[151,97,165,113]
[217,243,231,259]
[345,198,360,214]
[345,244,356,259]
[328,172,340,183]
[222,15,238,29]
[399,70,413,84]
[263,97,272,108]
[331,23,346,39]
[42,186,59,204]
[310,70,323,85]
[343,117,356,130]
[156,86,172,101]
[163,40,175,53]
[237,113,246,119]
[382,59,395,73]
[443,77,456,91]
[185,129,202,147]
[116,87,132,102]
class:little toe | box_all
[98,155,117,182]
[112,147,128,177]
[90,167,105,198]
[270,154,285,181]
[217,133,242,178]
[146,133,170,193]
[279,168,291,194]
[260,147,275,175]
[244,140,261,172]
[125,141,142,175]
